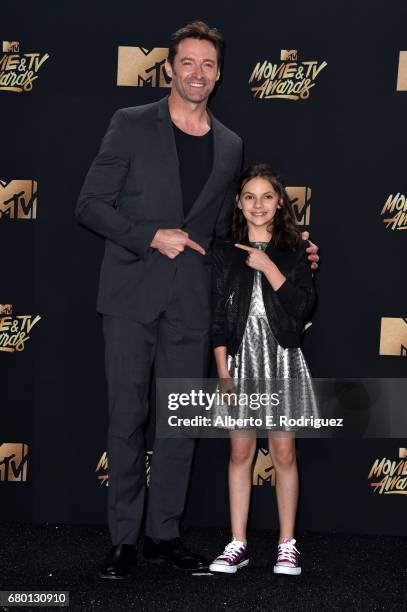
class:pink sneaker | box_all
[273,538,301,575]
[209,539,249,574]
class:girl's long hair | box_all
[232,164,301,250]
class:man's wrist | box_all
[150,229,162,248]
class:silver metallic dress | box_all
[218,242,319,432]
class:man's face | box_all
[166,38,220,104]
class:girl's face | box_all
[237,176,281,232]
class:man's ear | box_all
[216,69,221,81]
[165,59,173,79]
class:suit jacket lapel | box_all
[184,109,227,223]
[156,95,184,223]
[156,96,229,225]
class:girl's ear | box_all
[235,195,242,209]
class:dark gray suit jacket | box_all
[75,95,243,328]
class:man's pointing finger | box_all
[185,238,206,255]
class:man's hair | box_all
[168,20,224,67]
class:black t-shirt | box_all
[172,122,213,218]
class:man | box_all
[75,21,319,580]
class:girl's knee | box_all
[271,443,296,469]
[230,440,256,465]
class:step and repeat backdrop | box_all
[1,1,406,535]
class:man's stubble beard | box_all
[171,69,214,105]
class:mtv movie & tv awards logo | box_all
[380,193,407,230]
[0,305,41,352]
[0,180,37,220]
[117,46,171,88]
[249,49,327,101]
[96,450,153,486]
[0,41,49,93]
[368,448,407,494]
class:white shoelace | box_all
[277,539,300,563]
[220,539,245,561]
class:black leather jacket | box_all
[211,239,315,355]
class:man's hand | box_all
[301,231,319,271]
[151,229,205,259]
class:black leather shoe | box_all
[98,544,137,580]
[143,536,208,570]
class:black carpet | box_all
[0,525,405,612]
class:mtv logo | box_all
[0,304,12,314]
[287,186,312,226]
[281,49,297,61]
[396,51,407,91]
[0,443,28,482]
[117,46,171,88]
[399,448,407,458]
[3,41,19,53]
[0,179,38,219]
[252,447,275,486]
[379,317,407,357]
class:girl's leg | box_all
[229,432,257,543]
[267,435,298,543]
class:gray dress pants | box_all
[102,278,209,545]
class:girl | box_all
[209,163,317,576]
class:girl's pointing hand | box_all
[235,243,273,274]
